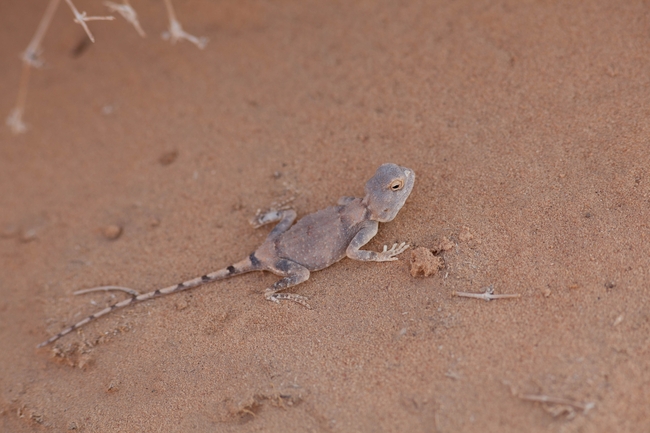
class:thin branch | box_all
[518,394,595,413]
[161,0,208,49]
[74,286,141,296]
[23,0,61,67]
[6,63,30,133]
[6,0,61,134]
[452,285,520,301]
[64,0,115,43]
[104,0,146,37]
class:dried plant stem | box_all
[24,0,61,66]
[74,286,141,296]
[453,285,520,301]
[163,0,178,24]
[6,0,61,133]
[104,0,146,37]
[64,0,115,43]
[518,394,595,413]
[161,0,208,49]
[519,393,596,418]
[16,60,31,108]
[8,0,205,134]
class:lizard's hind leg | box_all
[265,259,311,308]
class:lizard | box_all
[38,163,415,348]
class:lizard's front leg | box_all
[346,221,410,262]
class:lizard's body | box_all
[38,163,415,347]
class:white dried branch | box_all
[74,286,141,296]
[6,107,28,134]
[518,394,595,414]
[64,0,115,43]
[22,0,61,67]
[453,285,520,301]
[7,0,62,133]
[104,0,146,37]
[161,0,208,49]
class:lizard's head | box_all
[363,163,415,222]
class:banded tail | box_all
[37,255,260,348]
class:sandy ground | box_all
[1,0,650,431]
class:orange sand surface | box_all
[1,1,649,431]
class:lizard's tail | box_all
[37,254,261,348]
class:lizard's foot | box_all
[265,289,312,309]
[250,208,284,229]
[250,196,296,228]
[375,242,410,261]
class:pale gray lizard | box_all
[38,163,415,347]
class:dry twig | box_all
[6,0,61,134]
[74,286,141,296]
[161,0,208,49]
[518,393,595,419]
[452,285,520,301]
[8,0,205,134]
[519,393,595,413]
[64,0,115,43]
[104,0,146,37]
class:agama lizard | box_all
[38,163,415,347]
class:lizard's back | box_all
[274,200,367,271]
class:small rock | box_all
[175,298,189,311]
[106,381,119,393]
[159,150,178,166]
[409,247,444,277]
[613,315,624,326]
[436,236,454,252]
[20,228,38,242]
[102,225,122,240]
[459,226,474,242]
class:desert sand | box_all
[1,1,649,431]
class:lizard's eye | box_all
[389,179,404,191]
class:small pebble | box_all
[20,228,38,242]
[159,150,178,166]
[459,226,474,242]
[436,236,454,252]
[102,225,122,240]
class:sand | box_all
[1,0,649,431]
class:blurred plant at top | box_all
[6,0,208,134]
